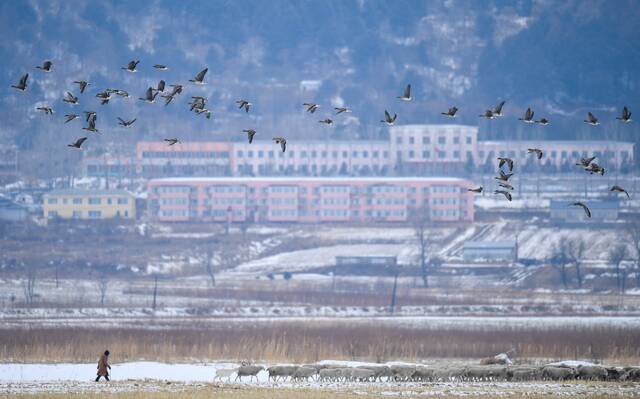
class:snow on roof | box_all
[464,240,516,249]
[45,188,134,197]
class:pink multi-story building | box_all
[147,177,474,223]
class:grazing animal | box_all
[235,365,263,382]
[542,366,577,380]
[292,366,316,382]
[213,368,236,382]
[577,365,608,381]
[506,366,542,381]
[267,365,298,382]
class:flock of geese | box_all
[9,61,635,218]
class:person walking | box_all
[95,350,111,381]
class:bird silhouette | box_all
[584,112,599,126]
[397,84,412,101]
[11,74,28,91]
[189,67,208,84]
[492,101,506,117]
[243,129,256,144]
[73,80,89,94]
[380,110,397,125]
[139,87,158,103]
[67,137,87,149]
[495,190,513,201]
[118,117,136,127]
[64,114,79,123]
[35,60,53,72]
[122,60,140,72]
[468,187,483,193]
[611,185,630,199]
[334,107,351,114]
[63,91,79,105]
[518,108,535,123]
[571,202,591,218]
[479,109,495,119]
[498,157,514,171]
[153,64,168,70]
[441,107,458,118]
[527,148,543,160]
[236,99,252,113]
[319,119,334,125]
[164,138,180,146]
[273,136,287,152]
[303,103,319,113]
[616,106,632,123]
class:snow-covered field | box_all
[1,361,639,397]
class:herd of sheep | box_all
[215,362,640,384]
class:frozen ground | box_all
[1,361,639,397]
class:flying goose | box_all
[273,136,287,153]
[67,137,87,149]
[479,109,495,119]
[243,129,256,144]
[380,110,397,125]
[518,107,535,123]
[194,108,211,119]
[495,169,513,182]
[118,117,136,127]
[36,106,54,115]
[441,106,458,118]
[493,101,506,117]
[83,110,97,123]
[73,80,89,94]
[190,96,207,111]
[616,106,632,123]
[611,185,630,199]
[527,148,543,160]
[139,87,158,103]
[11,73,28,91]
[576,156,596,168]
[334,107,352,114]
[64,114,79,123]
[189,67,208,84]
[153,64,168,70]
[82,118,99,133]
[319,118,334,125]
[164,138,180,146]
[535,118,549,125]
[303,103,319,113]
[155,80,165,93]
[570,202,591,218]
[585,162,605,175]
[236,99,252,113]
[397,84,412,101]
[111,89,129,98]
[584,112,599,126]
[498,182,515,191]
[122,60,140,72]
[96,91,111,105]
[63,91,79,105]
[494,190,513,201]
[498,157,514,171]
[35,60,53,72]
[468,186,483,193]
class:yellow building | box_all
[43,189,136,221]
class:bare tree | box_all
[21,262,37,305]
[95,273,109,306]
[626,221,640,288]
[152,274,158,310]
[388,266,400,314]
[411,206,431,288]
[550,238,570,289]
[204,249,216,287]
[608,244,628,294]
[564,238,586,288]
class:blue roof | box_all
[464,240,516,249]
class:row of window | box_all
[478,150,631,160]
[160,210,188,217]
[47,197,129,205]
[160,198,188,205]
[47,210,126,218]
[270,198,297,205]
[205,198,244,205]
[142,151,230,159]
[395,135,473,145]
[400,150,473,160]
[269,209,297,217]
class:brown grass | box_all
[1,320,639,364]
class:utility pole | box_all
[389,267,399,314]
[152,275,158,310]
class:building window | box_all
[258,151,264,158]
[107,198,112,205]
[438,151,446,159]
[409,136,415,144]
[237,151,243,158]
[466,136,472,144]
[47,210,58,218]
[124,210,129,217]
[453,150,460,159]
[72,211,82,218]
[423,136,430,145]
[423,150,431,159]
[453,137,460,144]
[408,150,415,158]
[396,137,402,144]
[438,137,446,145]
[88,197,101,205]
[47,198,58,205]
[117,198,128,204]
[88,210,102,218]
[248,151,254,158]
[73,198,82,204]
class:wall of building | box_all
[147,177,474,223]
[43,190,136,220]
